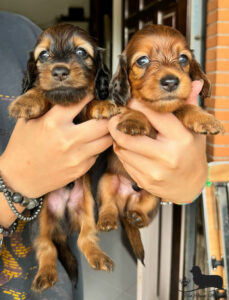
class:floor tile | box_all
[81,225,137,300]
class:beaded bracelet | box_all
[0,176,44,251]
[0,221,18,250]
[0,176,43,222]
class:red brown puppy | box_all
[96,24,224,263]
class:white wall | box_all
[0,0,90,28]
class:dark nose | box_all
[52,66,70,81]
[160,76,179,92]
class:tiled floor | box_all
[81,225,137,300]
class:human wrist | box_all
[0,154,37,198]
[0,154,23,195]
[0,192,24,228]
[0,174,43,222]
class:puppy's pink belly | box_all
[117,175,138,197]
[47,188,70,217]
[68,180,84,211]
[47,180,84,217]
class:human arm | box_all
[108,81,207,204]
[0,94,112,227]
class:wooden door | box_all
[123,0,187,47]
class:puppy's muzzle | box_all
[52,66,70,81]
[160,75,179,92]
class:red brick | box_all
[207,144,229,156]
[206,60,229,72]
[208,0,229,12]
[207,154,229,161]
[208,0,218,12]
[218,0,229,9]
[207,109,229,120]
[221,122,229,132]
[208,134,229,143]
[207,10,229,25]
[211,85,229,96]
[207,22,229,36]
[206,36,229,48]
[206,48,229,61]
[207,73,229,84]
[205,98,229,108]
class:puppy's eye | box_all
[76,47,88,59]
[136,56,150,67]
[38,50,50,62]
[179,54,189,67]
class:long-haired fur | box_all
[95,24,224,264]
[9,23,116,292]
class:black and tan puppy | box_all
[9,23,118,292]
[96,24,224,263]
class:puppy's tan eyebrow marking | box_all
[73,36,94,57]
[34,37,51,60]
[179,49,192,60]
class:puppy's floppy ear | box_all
[189,57,211,98]
[94,49,111,100]
[110,55,131,106]
[22,51,37,93]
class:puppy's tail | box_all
[121,217,145,265]
[53,237,78,288]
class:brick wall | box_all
[205,0,229,161]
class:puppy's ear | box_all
[22,51,37,93]
[94,49,110,100]
[189,58,211,98]
[110,55,131,105]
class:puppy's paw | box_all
[32,269,58,292]
[90,100,119,119]
[88,252,114,272]
[117,119,151,136]
[97,213,118,231]
[9,100,42,120]
[126,210,148,228]
[189,117,224,135]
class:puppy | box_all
[96,24,224,263]
[9,24,118,292]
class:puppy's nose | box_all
[160,76,179,92]
[52,66,70,81]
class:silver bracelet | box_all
[0,221,18,251]
[0,176,43,222]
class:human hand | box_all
[108,80,207,204]
[0,94,112,198]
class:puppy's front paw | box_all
[90,100,119,119]
[97,213,118,231]
[117,119,151,136]
[88,252,114,272]
[189,117,224,135]
[9,100,42,119]
[32,268,58,292]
